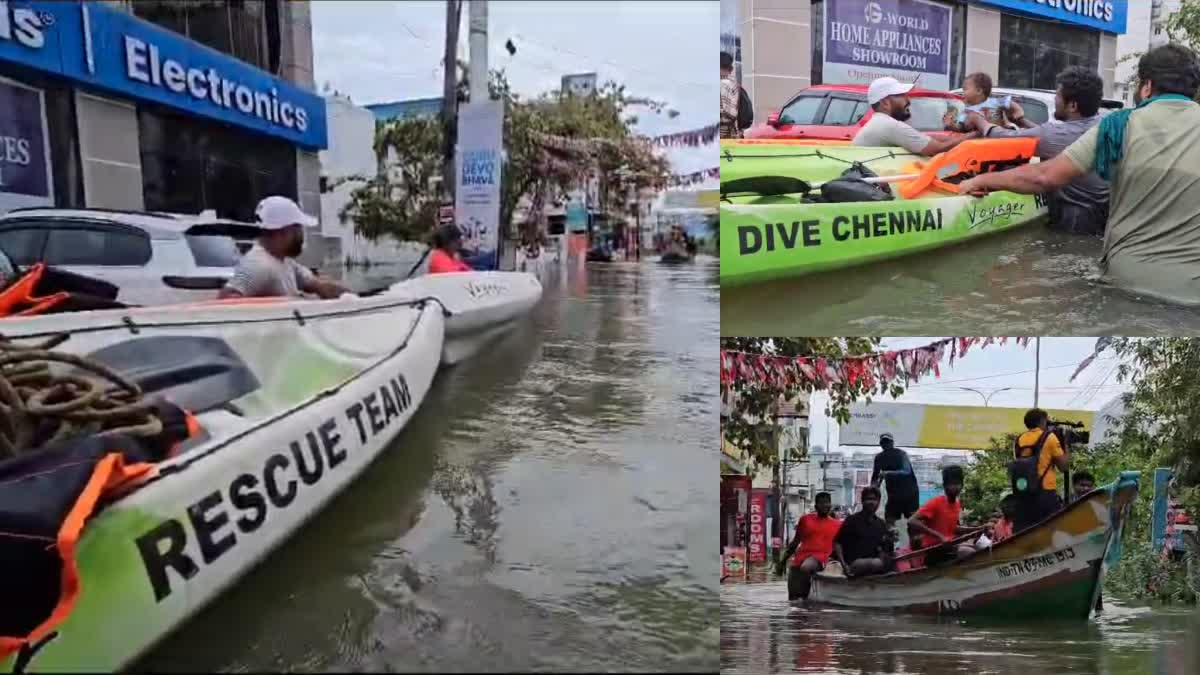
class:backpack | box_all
[737,87,754,131]
[1008,430,1053,495]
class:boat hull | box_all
[0,297,445,672]
[386,271,542,366]
[721,191,1048,286]
[809,472,1139,620]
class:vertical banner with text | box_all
[0,77,53,214]
[824,0,952,91]
[455,100,504,267]
[748,488,768,563]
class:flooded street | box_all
[721,227,1200,336]
[722,581,1199,675]
[136,259,720,672]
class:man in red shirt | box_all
[910,465,976,567]
[776,492,841,602]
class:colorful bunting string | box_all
[648,124,718,148]
[720,337,1032,391]
[669,167,719,187]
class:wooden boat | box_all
[719,139,1048,287]
[809,471,1140,620]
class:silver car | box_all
[950,87,1125,124]
[0,207,258,306]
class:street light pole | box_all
[468,1,489,103]
[1034,337,1041,407]
[955,386,1016,406]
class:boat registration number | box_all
[995,546,1076,579]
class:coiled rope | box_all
[0,335,162,459]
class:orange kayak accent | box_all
[0,264,70,318]
[896,137,1038,199]
[732,138,852,146]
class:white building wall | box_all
[319,95,426,267]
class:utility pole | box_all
[442,0,463,203]
[468,1,489,103]
[1034,337,1041,407]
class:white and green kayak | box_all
[719,139,1049,287]
[0,272,541,672]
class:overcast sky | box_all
[807,337,1129,456]
[311,1,718,187]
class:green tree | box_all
[721,338,905,472]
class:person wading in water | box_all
[776,492,841,603]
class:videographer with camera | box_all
[1009,408,1071,532]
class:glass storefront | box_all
[998,13,1100,90]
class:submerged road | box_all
[137,259,720,672]
[722,580,1200,675]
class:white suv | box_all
[0,208,259,306]
[950,87,1125,124]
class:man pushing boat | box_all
[959,44,1200,306]
[854,77,978,156]
[776,492,840,603]
[219,196,351,300]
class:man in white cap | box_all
[218,195,349,300]
[854,76,977,156]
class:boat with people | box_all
[719,138,1049,287]
[0,266,543,672]
[808,471,1140,620]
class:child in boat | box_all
[944,72,1018,133]
[909,465,976,566]
[989,493,1018,542]
[893,522,924,571]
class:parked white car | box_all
[0,208,259,306]
[950,87,1125,124]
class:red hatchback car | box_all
[743,84,966,142]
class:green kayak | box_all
[719,140,1049,287]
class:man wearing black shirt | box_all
[834,486,891,576]
[871,433,920,529]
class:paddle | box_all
[721,173,922,198]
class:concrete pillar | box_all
[738,0,811,124]
[964,4,1001,80]
[1099,33,1118,97]
[279,0,316,89]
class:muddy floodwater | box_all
[722,579,1200,675]
[722,227,1200,336]
[137,259,719,672]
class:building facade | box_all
[0,0,329,259]
[725,0,1130,126]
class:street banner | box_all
[840,401,1095,450]
[824,0,953,91]
[0,77,53,213]
[748,488,768,562]
[455,100,503,267]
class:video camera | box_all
[1047,419,1090,447]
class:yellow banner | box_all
[918,405,1094,450]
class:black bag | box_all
[819,163,894,203]
[737,87,754,130]
[1009,430,1053,495]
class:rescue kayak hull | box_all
[809,472,1139,620]
[720,139,1048,286]
[0,297,445,673]
[386,271,543,366]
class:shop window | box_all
[0,227,47,265]
[998,15,1099,91]
[139,103,297,223]
[780,95,825,125]
[131,0,269,71]
[43,225,152,266]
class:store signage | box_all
[748,489,767,563]
[455,100,503,266]
[0,1,327,148]
[973,0,1128,34]
[840,400,1095,450]
[0,76,52,212]
[824,0,953,91]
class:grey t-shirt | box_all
[225,243,315,297]
[983,115,1110,212]
[1064,99,1200,304]
[852,113,932,153]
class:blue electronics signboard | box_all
[973,0,1128,34]
[0,0,327,148]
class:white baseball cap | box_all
[255,195,317,230]
[867,77,915,106]
[880,432,895,442]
